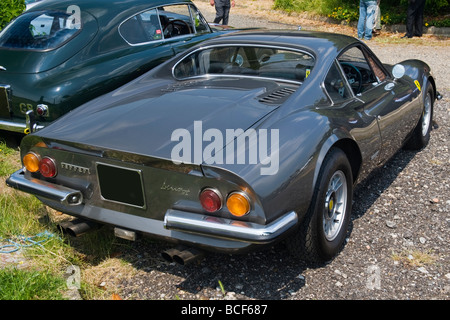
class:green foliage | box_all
[0,267,66,300]
[274,0,450,26]
[328,6,359,23]
[0,0,26,30]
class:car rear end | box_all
[7,135,297,254]
[0,7,98,133]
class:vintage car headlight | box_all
[226,191,251,217]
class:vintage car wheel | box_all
[286,148,353,264]
[405,82,434,150]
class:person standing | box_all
[403,0,426,38]
[373,0,382,36]
[357,0,378,40]
[210,0,235,26]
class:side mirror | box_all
[392,64,405,80]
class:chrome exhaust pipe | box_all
[173,248,205,266]
[161,246,205,265]
[161,246,186,263]
[58,218,100,237]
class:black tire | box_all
[286,147,353,264]
[405,82,434,150]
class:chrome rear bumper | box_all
[0,119,44,134]
[6,169,298,246]
[6,169,83,206]
[164,209,298,244]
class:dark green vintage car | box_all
[0,0,228,134]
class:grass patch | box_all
[0,192,47,239]
[0,136,133,299]
[392,249,438,268]
[0,140,20,177]
[0,267,66,300]
[273,0,450,26]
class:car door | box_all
[337,45,417,163]
[156,3,212,55]
[323,60,382,173]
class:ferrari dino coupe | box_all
[7,30,441,264]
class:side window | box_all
[324,61,352,103]
[158,4,194,38]
[119,4,210,45]
[120,9,161,44]
[189,5,210,34]
[338,46,388,95]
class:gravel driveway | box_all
[108,4,450,302]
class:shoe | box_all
[401,34,412,39]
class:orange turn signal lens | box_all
[226,192,251,217]
[23,152,41,172]
[34,141,48,148]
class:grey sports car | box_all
[6,30,441,265]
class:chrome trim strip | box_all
[164,209,298,244]
[172,43,315,84]
[0,120,44,133]
[6,169,83,206]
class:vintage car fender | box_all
[390,59,437,99]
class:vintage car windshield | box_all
[173,45,315,83]
[0,10,82,50]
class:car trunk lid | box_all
[36,78,288,164]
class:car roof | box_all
[29,0,193,23]
[178,29,361,78]
[201,29,359,54]
[26,0,196,53]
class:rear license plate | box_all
[97,163,145,208]
[0,85,11,118]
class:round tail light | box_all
[23,152,41,172]
[226,192,251,217]
[36,104,49,117]
[199,188,223,212]
[39,157,57,178]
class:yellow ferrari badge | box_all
[414,80,421,92]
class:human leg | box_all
[222,6,231,25]
[414,0,426,37]
[405,0,415,38]
[363,1,377,40]
[357,0,367,39]
[213,5,225,24]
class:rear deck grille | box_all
[258,87,296,105]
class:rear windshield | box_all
[173,45,315,83]
[0,10,82,50]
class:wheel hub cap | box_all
[323,171,348,241]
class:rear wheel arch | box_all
[332,139,362,184]
[287,146,354,263]
[314,137,362,188]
